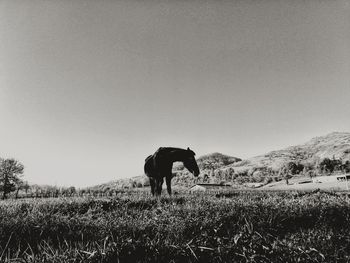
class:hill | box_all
[223,132,350,178]
[172,152,241,172]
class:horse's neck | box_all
[167,149,187,163]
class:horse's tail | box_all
[144,155,154,176]
[144,148,163,177]
[145,155,153,163]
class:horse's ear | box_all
[187,147,195,156]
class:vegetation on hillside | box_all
[228,132,350,179]
[1,190,350,262]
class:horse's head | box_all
[183,147,200,177]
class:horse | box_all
[144,147,200,196]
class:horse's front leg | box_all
[166,174,172,196]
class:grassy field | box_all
[1,190,350,262]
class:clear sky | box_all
[0,0,349,187]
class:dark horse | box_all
[144,147,200,196]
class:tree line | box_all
[0,158,125,199]
[2,156,350,199]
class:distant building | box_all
[189,183,231,192]
[312,174,350,183]
[337,174,350,181]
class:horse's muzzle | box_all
[193,170,200,177]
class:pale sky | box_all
[0,0,349,187]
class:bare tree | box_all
[22,181,30,195]
[0,158,24,199]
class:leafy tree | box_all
[0,158,24,199]
[279,162,302,185]
[344,161,350,173]
[321,157,334,173]
[319,157,343,174]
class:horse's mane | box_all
[156,147,196,156]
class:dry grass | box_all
[1,190,350,262]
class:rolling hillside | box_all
[225,132,350,176]
[171,152,241,186]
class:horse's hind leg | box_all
[166,175,172,196]
[156,178,164,196]
[149,178,155,196]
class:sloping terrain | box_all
[173,152,241,174]
[87,175,149,192]
[226,132,350,176]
